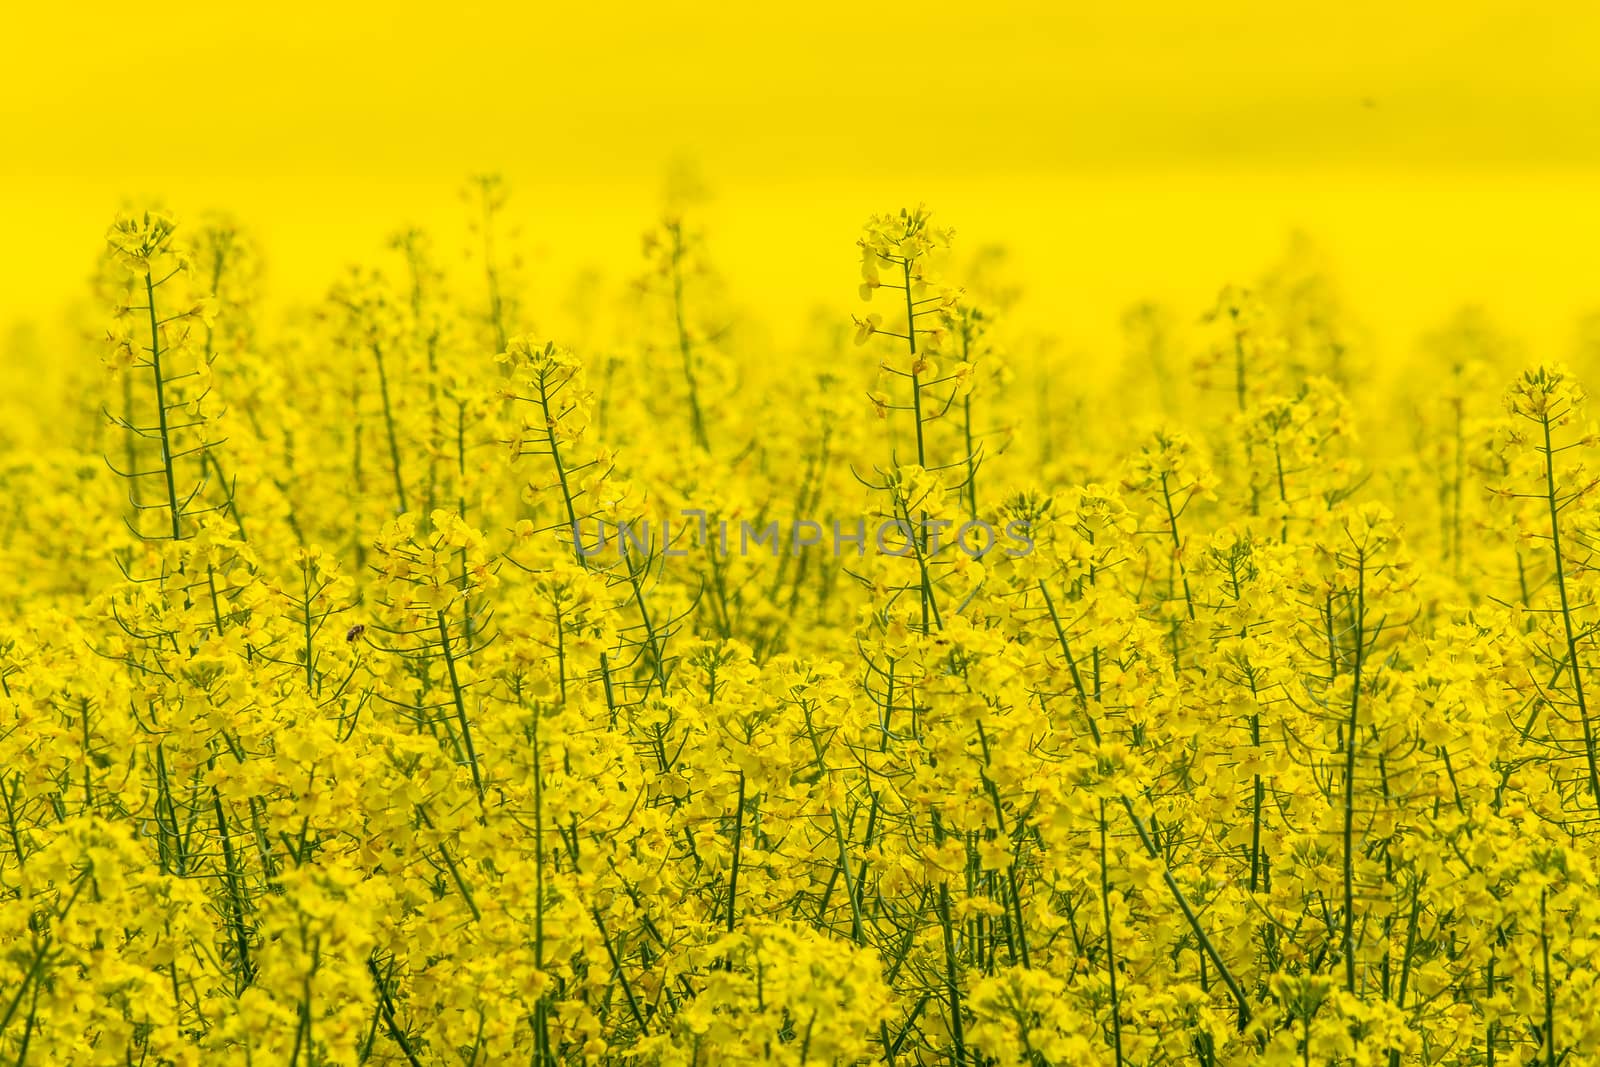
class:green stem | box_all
[436,611,483,803]
[145,272,183,540]
[1539,412,1600,811]
[1099,799,1126,1067]
[370,342,408,514]
[1342,555,1366,995]
[727,771,745,933]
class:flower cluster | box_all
[0,198,1598,1067]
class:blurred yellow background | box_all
[3,0,1598,362]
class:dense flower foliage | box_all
[3,193,1600,1065]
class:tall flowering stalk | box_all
[104,213,225,545]
[1502,367,1600,814]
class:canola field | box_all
[4,178,1600,1067]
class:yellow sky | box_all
[4,1,1599,359]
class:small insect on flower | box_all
[346,624,366,643]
